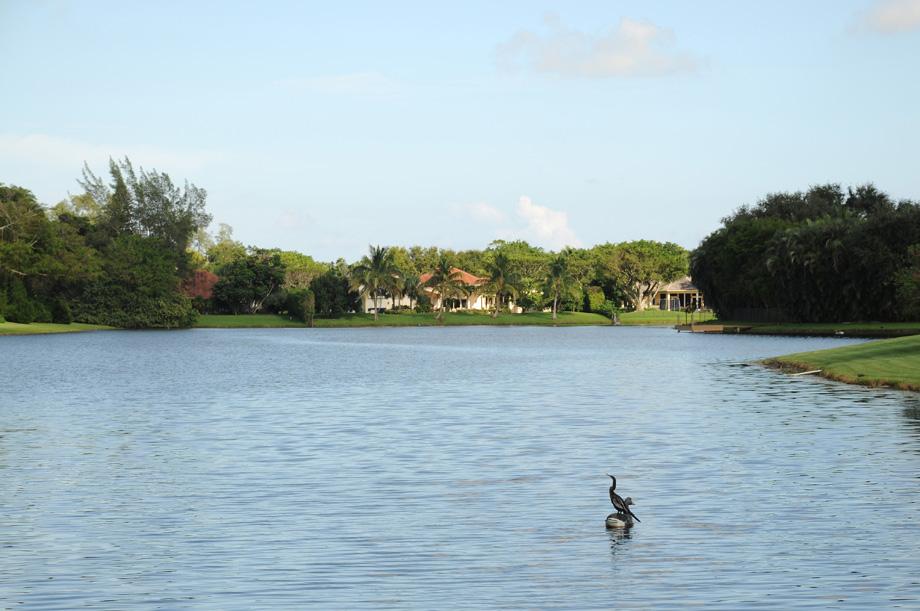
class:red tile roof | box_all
[419,267,487,286]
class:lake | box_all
[1,327,918,609]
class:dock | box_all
[675,323,752,334]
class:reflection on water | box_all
[0,327,917,610]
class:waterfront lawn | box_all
[0,322,113,336]
[195,311,612,328]
[195,314,309,328]
[618,309,716,326]
[765,334,920,391]
[719,321,920,338]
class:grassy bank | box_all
[764,334,920,391]
[717,321,920,338]
[0,321,113,336]
[195,311,613,328]
[618,309,716,326]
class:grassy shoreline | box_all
[0,321,114,336]
[718,321,920,338]
[195,311,615,328]
[763,334,920,391]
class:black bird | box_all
[607,474,640,522]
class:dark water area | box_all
[1,327,918,609]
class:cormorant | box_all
[607,474,640,522]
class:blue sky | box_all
[2,0,919,261]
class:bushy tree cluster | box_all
[691,184,920,322]
[1,157,212,328]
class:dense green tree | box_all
[486,240,549,311]
[212,249,286,314]
[206,223,247,270]
[692,184,920,322]
[278,250,329,290]
[609,240,688,310]
[73,235,197,328]
[79,157,212,273]
[896,246,920,320]
[310,266,355,317]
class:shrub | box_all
[32,302,53,323]
[595,300,621,319]
[5,279,36,323]
[583,286,606,313]
[414,294,432,313]
[284,288,315,324]
[51,299,73,324]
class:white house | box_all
[358,267,518,313]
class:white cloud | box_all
[860,0,920,33]
[516,196,581,249]
[497,14,699,78]
[0,133,223,173]
[458,201,507,223]
[276,72,399,96]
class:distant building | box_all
[654,276,705,311]
[358,267,519,313]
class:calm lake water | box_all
[1,327,918,610]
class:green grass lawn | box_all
[716,321,920,337]
[618,309,716,326]
[0,321,113,336]
[195,311,613,328]
[764,334,920,391]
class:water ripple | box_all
[0,327,917,609]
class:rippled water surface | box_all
[1,327,919,609]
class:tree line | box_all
[0,159,690,328]
[691,184,920,322]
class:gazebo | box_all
[656,276,705,311]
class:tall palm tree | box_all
[545,251,574,320]
[388,273,406,311]
[424,253,465,322]
[484,252,522,318]
[350,245,399,321]
[402,272,421,310]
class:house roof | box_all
[419,267,487,286]
[661,276,698,292]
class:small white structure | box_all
[654,276,705,311]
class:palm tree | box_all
[350,245,399,321]
[484,252,522,318]
[402,272,421,310]
[388,273,406,312]
[423,253,465,322]
[545,251,574,320]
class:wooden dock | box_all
[675,323,752,334]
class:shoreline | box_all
[762,334,920,392]
[0,322,114,336]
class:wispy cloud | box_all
[497,14,699,78]
[451,196,580,250]
[0,133,224,173]
[516,196,581,248]
[858,0,920,33]
[276,72,399,96]
[456,201,507,223]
